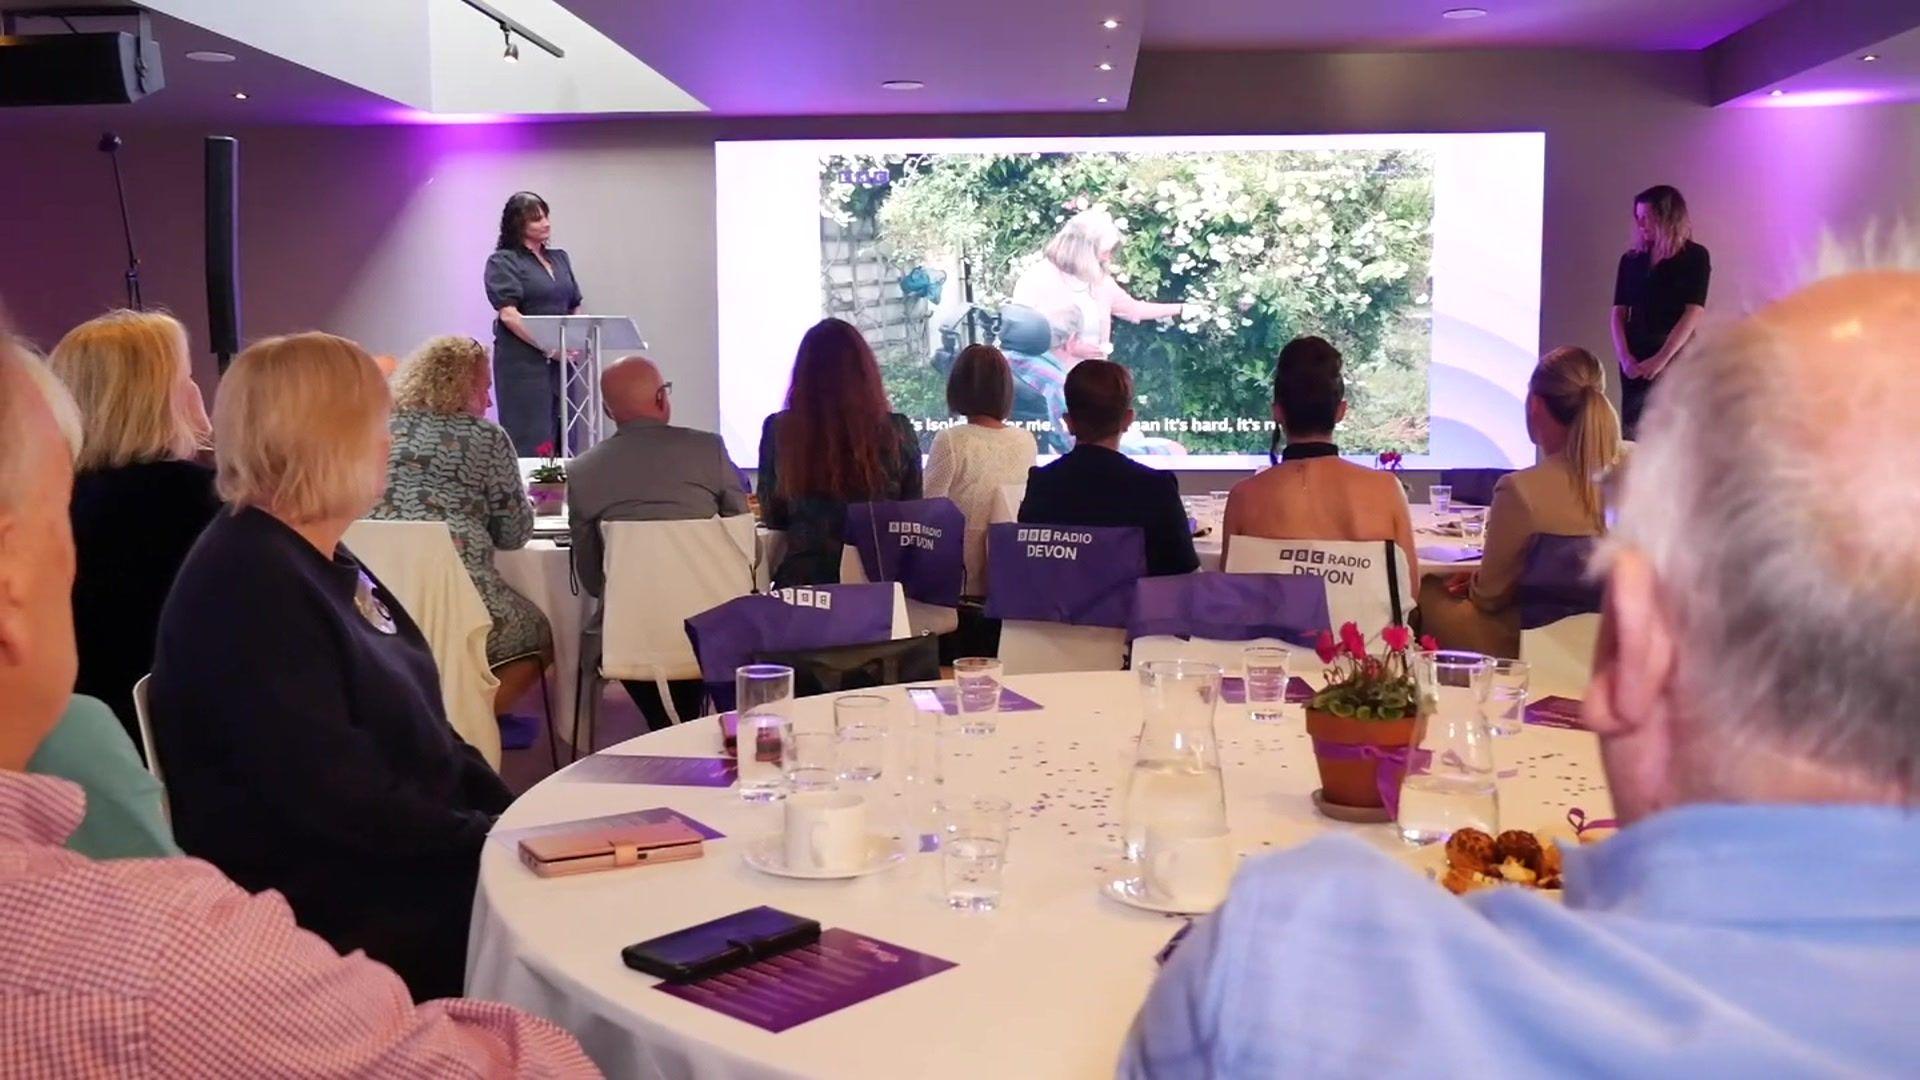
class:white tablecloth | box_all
[495,541,586,742]
[468,670,1611,1078]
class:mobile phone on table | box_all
[621,906,821,983]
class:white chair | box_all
[1225,537,1415,633]
[131,673,161,784]
[1520,613,1602,699]
[998,621,1128,676]
[344,520,501,768]
[839,546,960,637]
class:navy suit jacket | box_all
[1018,444,1199,577]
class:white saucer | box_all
[742,834,906,880]
[1101,875,1221,916]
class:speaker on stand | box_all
[204,136,240,372]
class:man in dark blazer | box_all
[1018,359,1199,577]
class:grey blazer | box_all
[565,418,749,598]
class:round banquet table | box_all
[468,671,1611,1078]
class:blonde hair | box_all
[214,332,391,523]
[49,309,205,471]
[1633,185,1693,265]
[1044,208,1123,284]
[1529,346,1621,527]
[392,335,488,414]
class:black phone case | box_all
[621,906,822,984]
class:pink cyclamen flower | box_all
[1382,625,1411,652]
[1338,622,1368,657]
[1314,631,1339,664]
[1419,634,1440,652]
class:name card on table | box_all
[657,928,956,1033]
[566,754,739,787]
[906,685,1044,715]
[489,807,724,849]
[1219,676,1316,705]
[1524,696,1587,730]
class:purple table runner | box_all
[657,928,956,1032]
[906,685,1044,714]
[1524,695,1587,731]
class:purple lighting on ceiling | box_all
[1741,87,1903,108]
[387,108,525,125]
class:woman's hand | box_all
[1445,572,1473,600]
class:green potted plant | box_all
[1305,622,1435,812]
[527,442,566,515]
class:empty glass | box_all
[1429,484,1454,518]
[1123,661,1227,863]
[1242,647,1291,725]
[735,664,794,802]
[1485,658,1530,737]
[943,795,1011,912]
[953,657,1003,735]
[783,730,838,794]
[834,694,890,782]
[1399,650,1497,844]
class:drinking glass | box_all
[1485,658,1530,737]
[1209,490,1230,519]
[1123,661,1227,863]
[942,796,1011,912]
[834,694,890,782]
[783,730,838,794]
[735,664,793,802]
[953,657,1003,735]
[1459,512,1486,549]
[1399,650,1497,844]
[1429,484,1454,518]
[1242,647,1290,725]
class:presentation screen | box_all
[715,133,1544,470]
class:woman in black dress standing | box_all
[484,191,583,455]
[1610,185,1709,439]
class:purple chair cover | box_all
[1440,468,1512,507]
[983,523,1146,629]
[1127,572,1331,646]
[1515,534,1602,630]
[844,498,966,608]
[685,584,897,712]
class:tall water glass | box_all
[1485,658,1530,737]
[1242,647,1290,725]
[1459,512,1486,550]
[736,664,794,802]
[943,796,1011,912]
[953,657,1003,735]
[1430,484,1454,518]
[1123,661,1227,863]
[1399,650,1497,844]
[834,694,890,783]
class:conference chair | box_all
[1521,613,1602,699]
[1515,534,1603,631]
[839,498,966,637]
[344,519,503,769]
[130,672,170,821]
[1126,572,1331,672]
[586,515,762,751]
[985,522,1146,675]
[684,582,916,711]
[1224,536,1416,634]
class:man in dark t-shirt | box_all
[1613,240,1711,437]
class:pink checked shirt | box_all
[0,771,599,1078]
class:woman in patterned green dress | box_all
[374,336,552,716]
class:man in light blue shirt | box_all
[1122,266,1920,1077]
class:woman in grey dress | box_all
[374,335,552,716]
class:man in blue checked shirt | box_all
[1121,264,1920,1077]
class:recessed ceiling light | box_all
[881,79,925,91]
[1862,54,1880,62]
[1096,96,1110,103]
[185,50,236,63]
[1098,61,1113,71]
[1441,7,1488,18]
[1102,18,1120,29]
[233,90,249,100]
[1769,88,1786,97]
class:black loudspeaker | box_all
[0,30,164,107]
[204,136,240,367]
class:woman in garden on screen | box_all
[1010,207,1204,361]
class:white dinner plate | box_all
[1100,875,1220,916]
[742,834,906,880]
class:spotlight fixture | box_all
[1441,6,1488,18]
[1769,88,1785,97]
[502,24,520,63]
[185,50,236,63]
[233,90,248,100]
[1096,96,1110,103]
[1098,60,1113,71]
[1862,54,1880,62]
[880,79,925,91]
[1102,18,1120,29]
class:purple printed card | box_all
[566,754,739,787]
[657,928,956,1032]
[1525,696,1587,730]
[1219,676,1315,705]
[490,807,724,850]
[907,685,1044,715]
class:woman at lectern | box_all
[484,190,583,455]
[1610,184,1709,439]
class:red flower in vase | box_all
[1419,634,1439,652]
[1338,621,1368,657]
[533,441,556,459]
[1381,625,1412,652]
[1314,630,1339,664]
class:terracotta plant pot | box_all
[1306,708,1418,809]
[528,481,566,515]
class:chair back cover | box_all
[685,582,904,712]
[984,523,1146,629]
[601,516,760,683]
[843,498,966,608]
[1516,534,1602,630]
[1224,536,1414,632]
[1128,572,1330,645]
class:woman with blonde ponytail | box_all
[1418,346,1623,657]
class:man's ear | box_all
[1586,549,1677,738]
[1272,401,1286,426]
[0,515,24,667]
[1334,399,1349,426]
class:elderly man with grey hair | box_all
[1119,265,1920,1077]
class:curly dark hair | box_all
[495,191,550,252]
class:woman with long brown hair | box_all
[756,318,922,586]
[1611,184,1709,439]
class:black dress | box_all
[484,245,583,455]
[1614,241,1710,437]
[69,459,221,750]
[757,412,923,587]
[149,507,512,1002]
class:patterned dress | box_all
[373,411,552,665]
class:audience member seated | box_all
[150,333,515,1003]
[372,334,552,718]
[1019,360,1197,577]
[0,338,594,1072]
[569,354,748,728]
[758,318,922,587]
[925,344,1039,596]
[1122,265,1920,1076]
[48,309,219,750]
[1420,346,1623,657]
[1221,335,1417,577]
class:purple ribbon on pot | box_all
[1566,807,1618,838]
[1310,737,1427,817]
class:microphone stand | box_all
[98,132,142,310]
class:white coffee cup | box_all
[784,790,868,873]
[1144,825,1234,911]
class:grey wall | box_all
[4,48,1917,458]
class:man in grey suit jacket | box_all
[567,355,748,726]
